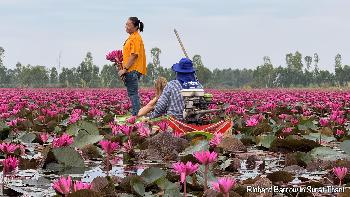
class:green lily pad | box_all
[257,134,276,149]
[180,140,209,156]
[66,120,99,136]
[297,119,318,131]
[72,132,104,149]
[130,176,145,196]
[302,133,336,143]
[52,147,85,167]
[309,147,350,161]
[340,140,350,155]
[18,132,37,143]
[140,167,166,185]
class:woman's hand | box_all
[118,69,127,81]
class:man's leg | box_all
[125,71,141,116]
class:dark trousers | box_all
[124,70,141,116]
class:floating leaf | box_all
[130,176,145,196]
[73,133,103,149]
[297,119,318,131]
[180,140,208,156]
[66,121,99,136]
[18,132,36,143]
[302,133,336,143]
[140,167,166,185]
[309,147,350,161]
[257,134,276,149]
[155,177,180,197]
[340,140,350,155]
[52,147,84,167]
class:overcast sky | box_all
[1,0,349,72]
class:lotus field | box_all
[1,88,350,196]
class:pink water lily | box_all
[123,139,133,153]
[0,143,19,154]
[2,155,19,173]
[172,161,199,183]
[336,129,345,136]
[333,167,348,186]
[172,161,199,197]
[119,124,133,136]
[193,150,218,190]
[127,116,137,124]
[246,117,259,127]
[99,140,119,154]
[52,133,74,148]
[211,177,236,197]
[40,133,49,143]
[319,118,329,127]
[209,133,223,147]
[137,124,151,138]
[73,181,93,192]
[157,121,168,132]
[282,127,293,134]
[52,176,72,196]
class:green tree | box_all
[150,47,161,81]
[192,55,212,85]
[50,67,58,85]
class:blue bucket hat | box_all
[172,58,195,73]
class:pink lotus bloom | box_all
[290,118,299,125]
[336,117,345,125]
[246,117,258,127]
[319,118,329,127]
[157,121,168,132]
[211,177,236,196]
[333,167,348,185]
[109,122,120,135]
[282,127,293,134]
[6,119,18,127]
[127,116,137,124]
[0,143,19,154]
[193,150,218,165]
[336,129,345,136]
[137,125,150,138]
[120,125,133,136]
[52,133,74,148]
[2,156,19,173]
[73,181,92,192]
[209,133,223,147]
[99,140,119,155]
[123,139,133,153]
[278,114,289,120]
[68,113,81,124]
[52,176,72,195]
[172,161,199,183]
[40,133,49,143]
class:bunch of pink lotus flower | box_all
[106,50,123,64]
[52,176,93,196]
[52,133,74,148]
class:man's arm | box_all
[148,83,171,119]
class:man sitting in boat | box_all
[147,58,202,120]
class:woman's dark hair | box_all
[129,17,144,32]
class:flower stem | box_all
[106,154,110,177]
[224,193,229,197]
[183,181,187,197]
[204,165,208,191]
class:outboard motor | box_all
[181,81,228,124]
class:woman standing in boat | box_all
[117,17,147,116]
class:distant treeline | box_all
[0,46,349,88]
